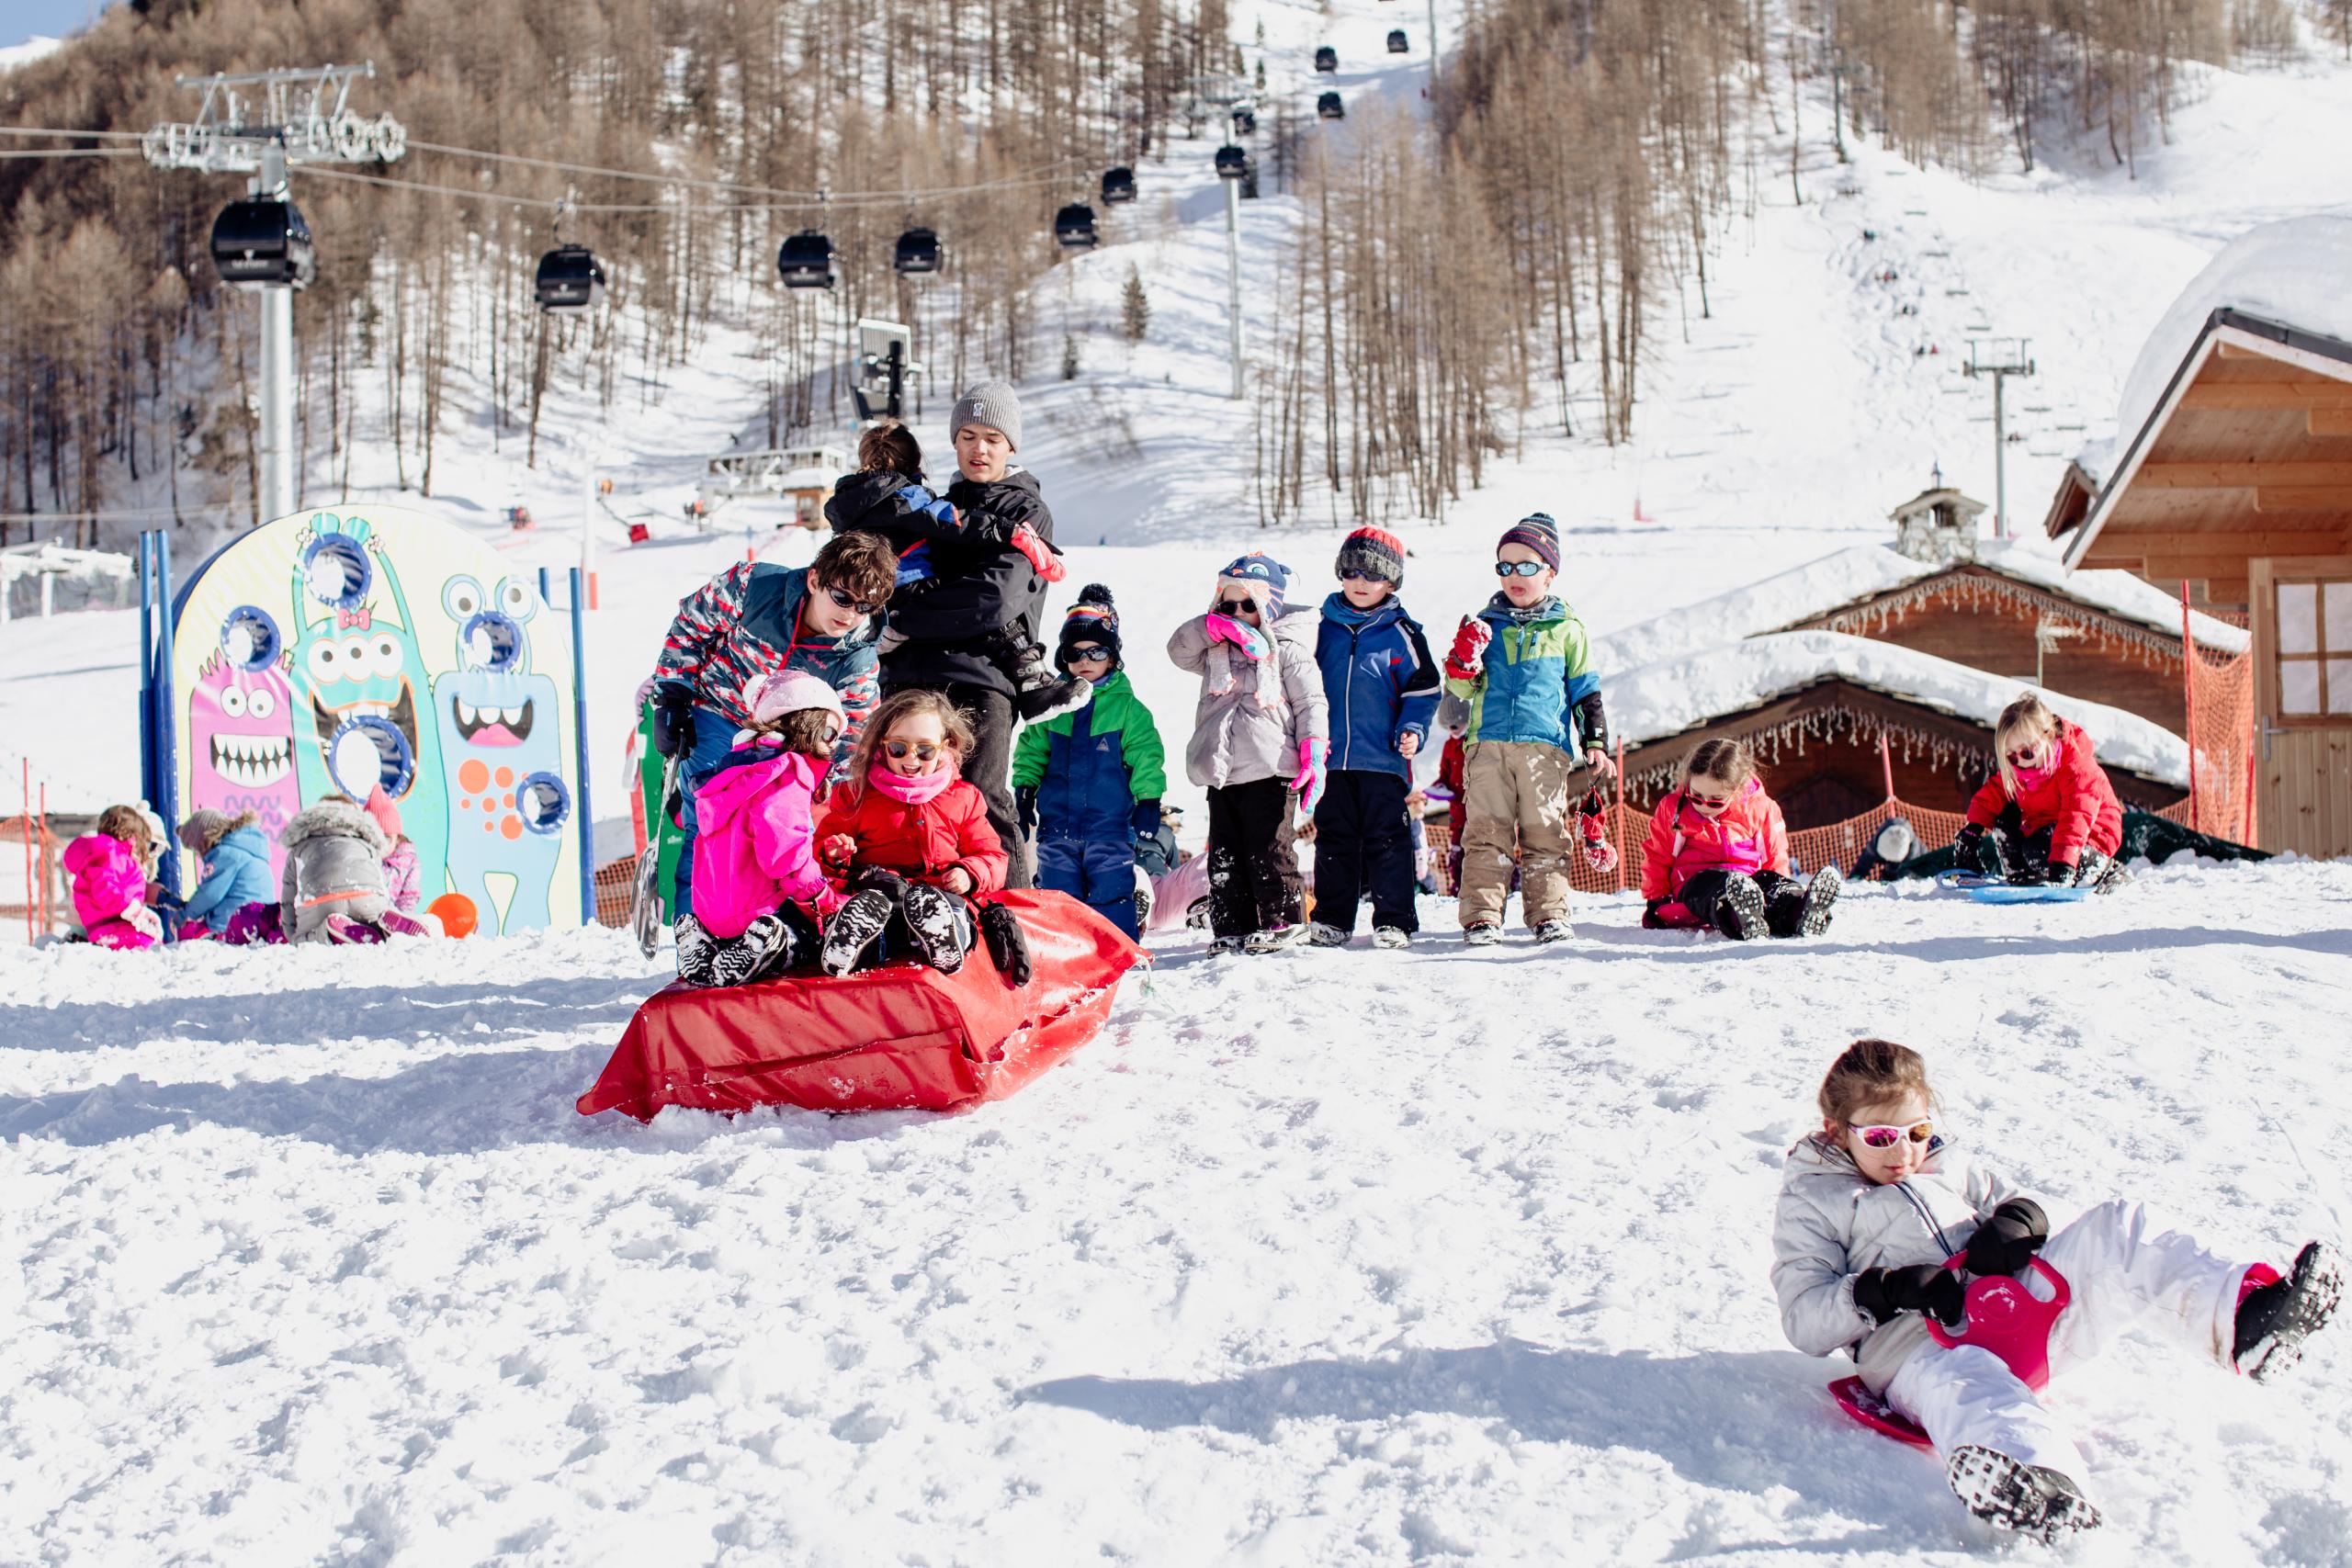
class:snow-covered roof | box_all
[1609,629,2189,787]
[2108,216,2352,472]
[1592,539,2246,677]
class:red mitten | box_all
[1010,525,1067,583]
[1444,615,1490,683]
[1577,786,1617,875]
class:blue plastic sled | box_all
[1935,872,2091,904]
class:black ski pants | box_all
[1310,770,1419,933]
[1206,776,1303,939]
[1676,867,1812,938]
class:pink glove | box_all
[1010,525,1067,583]
[1204,614,1268,661]
[1291,738,1329,813]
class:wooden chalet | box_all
[2050,307,2352,857]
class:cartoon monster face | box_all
[287,514,437,806]
[432,573,571,932]
[187,608,301,848]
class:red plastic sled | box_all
[1829,1257,2072,1448]
[576,889,1145,1121]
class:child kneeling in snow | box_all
[174,808,275,938]
[1640,739,1839,939]
[65,804,166,950]
[1772,1038,2341,1543]
[812,688,1028,981]
[673,671,848,987]
[279,796,429,943]
[1954,692,2126,889]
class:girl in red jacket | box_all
[1955,694,2125,888]
[1641,739,1842,940]
[813,688,1023,978]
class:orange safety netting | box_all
[0,815,62,944]
[2176,644,2256,845]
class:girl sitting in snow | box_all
[812,688,1025,981]
[674,671,850,987]
[279,795,429,944]
[174,808,274,938]
[1640,739,1839,940]
[64,804,165,950]
[1954,692,2126,889]
[1772,1038,2341,1543]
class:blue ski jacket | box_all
[1315,593,1441,781]
[182,824,276,931]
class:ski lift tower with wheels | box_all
[143,64,405,522]
[1963,336,2036,539]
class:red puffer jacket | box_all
[1964,719,2122,866]
[815,776,1009,893]
[1640,776,1791,901]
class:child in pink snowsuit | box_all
[675,670,849,987]
[364,785,438,936]
[65,804,164,951]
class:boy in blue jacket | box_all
[1012,585,1168,939]
[1306,527,1441,949]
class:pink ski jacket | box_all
[64,832,151,938]
[689,740,842,940]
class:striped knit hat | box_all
[1497,512,1560,573]
[1335,525,1407,586]
[1057,583,1122,671]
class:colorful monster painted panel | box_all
[167,505,583,929]
[433,573,571,934]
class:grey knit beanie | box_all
[950,380,1023,453]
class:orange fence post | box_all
[2179,581,2199,833]
[18,760,29,946]
[37,782,48,939]
[1612,738,1627,893]
[1878,734,1895,805]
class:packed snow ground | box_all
[6,863,2350,1564]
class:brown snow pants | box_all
[1456,740,1576,930]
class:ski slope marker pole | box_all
[570,566,594,927]
[154,528,181,933]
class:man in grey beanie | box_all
[949,380,1023,457]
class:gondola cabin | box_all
[1101,166,1137,205]
[892,228,943,276]
[1231,107,1257,136]
[209,198,317,289]
[533,244,605,313]
[1214,144,1250,181]
[776,231,837,290]
[1053,203,1100,249]
[1387,29,1409,52]
[1317,91,1346,120]
[1314,46,1338,73]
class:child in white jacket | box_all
[1771,1038,2340,1543]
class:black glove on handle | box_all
[1853,1264,1967,1330]
[651,687,696,760]
[1962,1199,2049,1278]
[978,902,1033,987]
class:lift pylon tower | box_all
[144,65,406,521]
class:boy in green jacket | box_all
[1013,585,1168,938]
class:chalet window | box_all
[2275,579,2352,718]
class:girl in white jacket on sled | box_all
[1771,1038,2340,1543]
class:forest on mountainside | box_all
[2,0,2345,540]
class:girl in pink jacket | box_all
[676,670,849,987]
[65,804,164,951]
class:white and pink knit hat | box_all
[741,669,845,726]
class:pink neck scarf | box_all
[866,760,956,806]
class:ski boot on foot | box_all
[1305,921,1350,948]
[709,913,794,987]
[899,882,971,974]
[1462,921,1502,947]
[1372,926,1411,950]
[675,911,718,986]
[1532,919,1573,945]
[1243,923,1306,954]
[1713,874,1768,942]
[1795,866,1841,936]
[820,889,896,977]
[2236,1241,2344,1383]
[1946,1447,2101,1543]
[1207,934,1246,956]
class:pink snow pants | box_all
[1884,1199,2254,1499]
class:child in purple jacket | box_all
[675,670,850,987]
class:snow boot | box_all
[1373,926,1410,950]
[899,882,972,974]
[1946,1447,2101,1543]
[1208,935,1246,956]
[1712,874,1768,942]
[2072,847,2131,894]
[1462,921,1502,947]
[1243,922,1306,954]
[675,912,718,986]
[2235,1241,2343,1383]
[1008,637,1092,724]
[324,913,383,945]
[1794,866,1841,937]
[378,908,432,939]
[709,914,794,987]
[1531,919,1572,945]
[1306,921,1350,948]
[820,889,896,977]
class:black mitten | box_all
[1853,1264,1966,1329]
[1016,785,1039,837]
[978,902,1033,986]
[1962,1199,2049,1278]
[852,864,909,901]
[651,687,696,760]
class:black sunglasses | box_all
[1067,644,1113,662]
[1339,568,1391,583]
[821,584,877,615]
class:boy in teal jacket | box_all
[1442,513,1611,945]
[1013,586,1167,938]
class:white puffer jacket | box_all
[1770,1132,2020,1392]
[1168,592,1329,791]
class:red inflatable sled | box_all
[577,889,1145,1121]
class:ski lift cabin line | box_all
[893,227,943,276]
[1053,202,1100,249]
[534,242,605,312]
[1314,45,1338,73]
[1214,143,1250,181]
[210,197,317,289]
[1387,28,1409,52]
[1317,91,1346,120]
[777,228,836,289]
[1100,166,1136,205]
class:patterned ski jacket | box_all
[1640,777,1792,902]
[1315,594,1441,782]
[1442,592,1607,754]
[1963,719,2123,866]
[1012,670,1168,843]
[652,562,881,751]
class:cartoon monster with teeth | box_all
[285,512,447,888]
[430,573,570,933]
[186,612,302,876]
